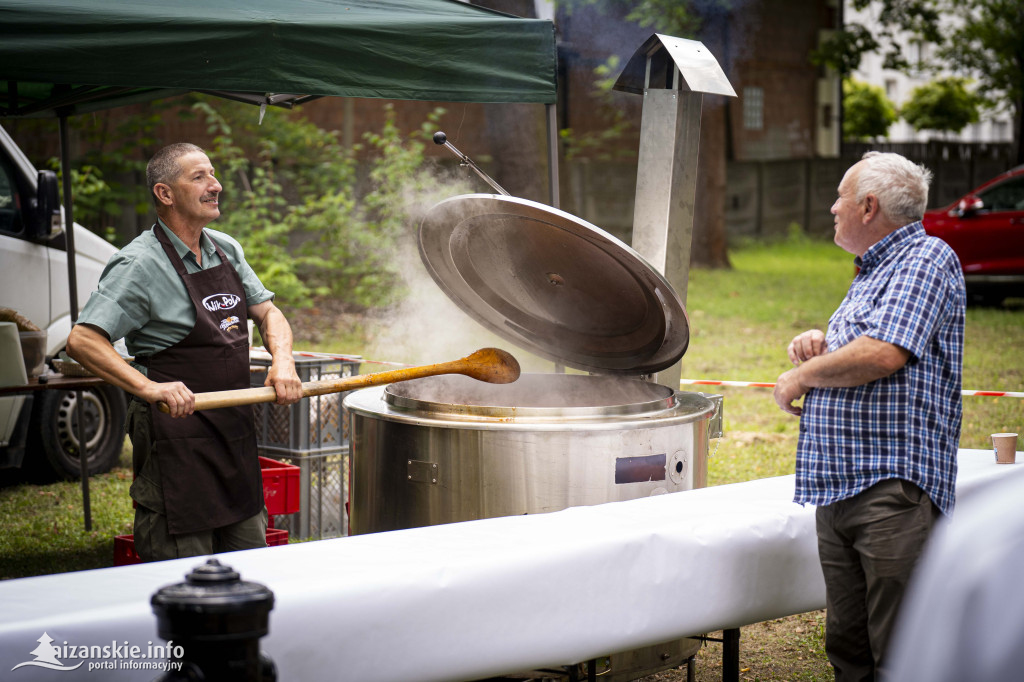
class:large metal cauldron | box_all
[345,192,715,535]
[345,373,715,534]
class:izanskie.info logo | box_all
[10,632,184,674]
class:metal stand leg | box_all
[686,654,696,682]
[74,390,92,531]
[722,628,740,682]
[59,116,91,532]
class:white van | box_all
[0,123,127,479]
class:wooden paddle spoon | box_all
[157,347,521,413]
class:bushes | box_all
[193,98,469,310]
[843,78,898,140]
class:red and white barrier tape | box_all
[680,378,1024,398]
[256,348,1024,398]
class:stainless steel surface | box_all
[612,34,737,97]
[418,194,689,374]
[345,374,714,535]
[407,459,439,485]
[385,373,676,420]
[704,393,724,440]
[432,131,511,196]
[616,34,736,389]
[630,88,703,390]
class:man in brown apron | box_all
[68,143,302,561]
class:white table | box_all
[0,449,1013,681]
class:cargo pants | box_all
[126,398,267,562]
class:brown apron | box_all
[138,225,262,535]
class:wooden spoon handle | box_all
[157,347,520,413]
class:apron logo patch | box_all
[202,293,241,312]
[219,315,240,332]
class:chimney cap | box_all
[613,34,736,97]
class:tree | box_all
[815,0,1024,163]
[193,97,468,310]
[935,0,1024,159]
[843,79,899,140]
[901,77,981,136]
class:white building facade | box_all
[848,2,1014,144]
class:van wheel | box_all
[28,385,128,480]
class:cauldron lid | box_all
[418,194,688,374]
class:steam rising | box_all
[387,373,672,409]
[362,164,555,373]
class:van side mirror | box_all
[955,194,984,218]
[31,170,62,239]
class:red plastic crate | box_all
[113,534,141,566]
[260,456,300,516]
[265,527,289,546]
[114,528,290,566]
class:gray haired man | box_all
[774,152,966,681]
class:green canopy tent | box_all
[0,0,558,528]
[0,0,556,111]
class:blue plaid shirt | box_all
[795,222,966,515]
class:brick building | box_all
[3,0,844,244]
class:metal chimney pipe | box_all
[614,35,736,389]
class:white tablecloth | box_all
[0,449,1013,681]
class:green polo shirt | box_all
[78,221,273,369]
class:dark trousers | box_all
[134,505,267,563]
[816,478,939,682]
[126,398,268,562]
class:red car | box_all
[923,165,1024,304]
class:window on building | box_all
[743,86,764,130]
[884,79,897,99]
[993,120,1009,142]
[910,40,928,71]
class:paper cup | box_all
[992,433,1018,464]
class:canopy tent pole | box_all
[545,102,564,375]
[59,114,93,532]
[546,103,560,209]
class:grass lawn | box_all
[1,235,1020,679]
[4,235,1021,577]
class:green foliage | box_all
[555,0,719,37]
[14,95,468,310]
[813,0,942,75]
[815,0,1023,153]
[934,0,1024,111]
[186,96,463,310]
[620,0,707,36]
[53,105,170,243]
[298,104,467,308]
[842,78,898,140]
[901,77,981,135]
[192,99,310,304]
[811,23,882,74]
[559,55,636,161]
[45,161,116,239]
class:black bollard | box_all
[150,559,276,681]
